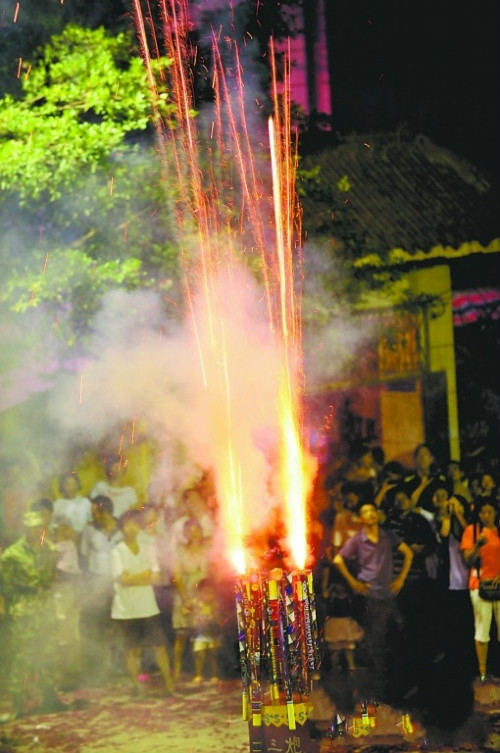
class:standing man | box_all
[0,510,66,722]
[333,501,413,700]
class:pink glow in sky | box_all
[276,0,332,117]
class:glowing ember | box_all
[132,0,316,571]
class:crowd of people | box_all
[314,441,500,730]
[0,440,499,731]
[0,453,226,722]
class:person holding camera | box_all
[431,486,470,589]
[461,498,500,682]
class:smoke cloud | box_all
[47,265,283,525]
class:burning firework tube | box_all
[306,571,321,671]
[292,571,318,692]
[267,570,296,729]
[266,574,281,702]
[244,572,266,740]
[283,571,302,691]
[235,581,250,721]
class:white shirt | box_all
[111,540,160,620]
[53,496,92,533]
[55,540,81,575]
[80,524,122,579]
[91,481,138,519]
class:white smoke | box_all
[48,265,284,524]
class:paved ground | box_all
[0,675,499,753]
[0,677,248,753]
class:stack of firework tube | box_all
[235,568,321,751]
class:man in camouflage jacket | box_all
[0,510,65,721]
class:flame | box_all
[278,382,308,570]
[132,0,317,572]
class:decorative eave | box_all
[354,239,500,270]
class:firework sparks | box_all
[132,0,316,571]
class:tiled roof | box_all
[299,132,500,254]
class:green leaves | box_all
[0,26,162,201]
[0,24,181,365]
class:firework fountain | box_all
[133,1,321,749]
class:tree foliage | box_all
[0,25,181,362]
[0,25,157,199]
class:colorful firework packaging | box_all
[235,569,321,752]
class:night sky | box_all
[323,0,500,178]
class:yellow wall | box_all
[408,265,460,460]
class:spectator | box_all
[373,461,406,517]
[138,503,168,552]
[91,454,138,519]
[321,481,364,672]
[478,472,498,502]
[333,501,413,699]
[428,485,476,709]
[170,486,215,553]
[138,503,174,647]
[190,578,221,685]
[0,511,66,722]
[403,443,448,513]
[461,498,500,682]
[172,518,210,681]
[111,510,173,697]
[469,474,483,502]
[385,484,438,702]
[53,516,82,689]
[388,485,437,583]
[329,482,364,554]
[197,468,218,520]
[319,481,344,537]
[53,472,92,538]
[79,495,122,685]
[342,444,378,504]
[447,460,473,506]
[431,486,470,593]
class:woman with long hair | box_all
[461,498,500,682]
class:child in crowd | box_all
[190,578,221,685]
[321,557,364,674]
[172,519,209,680]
